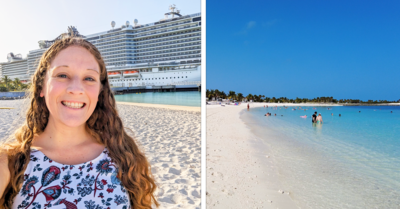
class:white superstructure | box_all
[0,5,201,89]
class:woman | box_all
[0,37,159,208]
[316,113,323,123]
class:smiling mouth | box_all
[61,101,86,109]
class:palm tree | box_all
[228,91,236,101]
[237,93,244,102]
[220,91,227,99]
[209,89,215,100]
[214,89,221,99]
[1,75,12,90]
[13,78,22,91]
[246,94,253,102]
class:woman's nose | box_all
[67,76,84,95]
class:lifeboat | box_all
[107,71,122,77]
[123,70,139,77]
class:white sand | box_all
[206,102,340,209]
[0,100,201,209]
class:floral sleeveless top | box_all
[12,148,131,209]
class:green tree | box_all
[214,89,221,99]
[12,78,22,91]
[246,94,253,101]
[1,75,12,90]
[228,91,236,101]
[237,93,244,101]
[220,91,227,99]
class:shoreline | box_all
[209,102,400,208]
[206,103,309,208]
[206,102,354,208]
[207,101,400,106]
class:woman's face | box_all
[41,46,101,128]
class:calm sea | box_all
[114,91,201,107]
[243,105,400,208]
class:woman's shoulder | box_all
[0,149,8,165]
[0,148,11,197]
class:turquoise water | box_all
[114,91,201,107]
[244,105,400,208]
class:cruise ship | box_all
[0,5,201,91]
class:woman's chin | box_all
[57,116,88,128]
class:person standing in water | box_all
[317,113,323,123]
[247,103,250,110]
[312,112,317,123]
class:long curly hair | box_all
[0,36,159,208]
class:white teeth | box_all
[62,101,84,109]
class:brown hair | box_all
[0,36,159,208]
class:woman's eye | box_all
[57,74,67,78]
[85,77,95,81]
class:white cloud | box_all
[247,21,256,29]
[236,21,256,35]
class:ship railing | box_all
[96,31,200,50]
[96,40,135,48]
[96,23,198,44]
[189,13,201,17]
[135,47,201,59]
[172,81,201,86]
[135,25,200,38]
[134,21,192,35]
[134,54,201,64]
[132,12,198,29]
[136,32,200,45]
[136,37,201,51]
[97,34,200,52]
[135,51,200,60]
[96,21,192,44]
[137,42,201,54]
[106,62,181,70]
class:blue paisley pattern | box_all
[12,148,130,209]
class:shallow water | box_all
[114,91,201,107]
[243,105,400,208]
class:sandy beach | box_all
[206,102,340,209]
[0,100,201,209]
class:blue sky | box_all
[0,0,200,62]
[207,0,400,101]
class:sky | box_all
[207,0,400,101]
[0,0,200,62]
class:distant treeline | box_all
[206,89,399,104]
[0,75,30,92]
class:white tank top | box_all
[12,148,131,209]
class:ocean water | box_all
[114,91,201,107]
[243,105,400,208]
